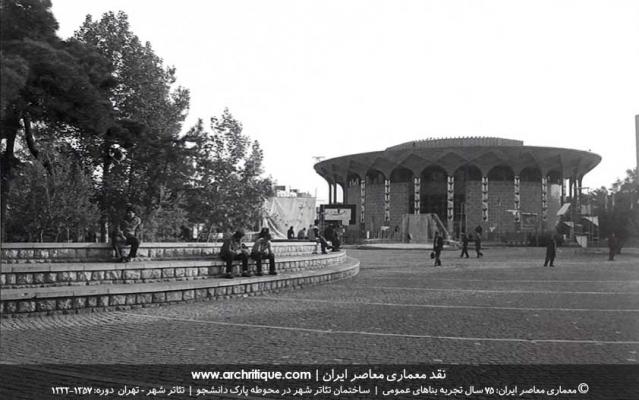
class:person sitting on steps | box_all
[113,206,142,263]
[314,226,332,255]
[220,230,250,278]
[251,228,277,276]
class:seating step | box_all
[0,257,360,316]
[1,252,346,289]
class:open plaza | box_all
[2,247,637,365]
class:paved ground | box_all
[1,247,638,364]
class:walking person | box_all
[474,232,483,258]
[433,231,444,266]
[544,235,556,267]
[460,232,470,258]
[608,233,618,261]
[252,228,276,276]
[112,206,142,262]
[220,230,250,278]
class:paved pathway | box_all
[2,247,638,364]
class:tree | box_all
[586,168,639,246]
[187,109,273,233]
[0,0,114,240]
[5,133,99,242]
[74,11,191,239]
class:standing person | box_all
[252,228,276,276]
[287,226,295,239]
[113,206,142,262]
[297,227,306,239]
[474,231,483,258]
[460,232,470,258]
[608,233,618,261]
[433,231,444,266]
[220,230,250,278]
[544,235,557,267]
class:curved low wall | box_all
[0,241,319,263]
[0,242,360,317]
[1,251,346,288]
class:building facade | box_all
[314,137,601,241]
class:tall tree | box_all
[187,109,273,233]
[5,133,99,242]
[0,0,114,240]
[74,11,191,239]
[586,168,638,244]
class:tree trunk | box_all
[99,141,112,243]
[0,114,20,242]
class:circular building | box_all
[314,137,601,242]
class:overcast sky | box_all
[51,0,639,202]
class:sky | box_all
[51,0,639,203]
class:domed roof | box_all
[314,136,601,180]
[386,137,523,151]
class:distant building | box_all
[314,137,601,241]
[274,185,312,198]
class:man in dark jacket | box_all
[220,230,250,278]
[474,233,483,258]
[608,233,618,261]
[460,232,470,258]
[433,231,444,266]
[113,206,142,262]
[544,235,557,267]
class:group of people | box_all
[220,228,277,278]
[431,229,484,267]
[287,222,341,254]
[113,207,624,276]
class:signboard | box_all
[320,204,356,225]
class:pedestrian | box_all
[251,228,277,276]
[287,226,295,240]
[474,232,483,258]
[112,206,142,262]
[544,235,556,267]
[608,233,618,261]
[433,231,444,266]
[220,230,250,278]
[460,232,470,258]
[297,227,306,239]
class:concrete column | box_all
[333,183,338,204]
[413,176,421,214]
[328,183,333,205]
[360,178,366,227]
[576,177,582,215]
[541,176,548,223]
[514,175,521,225]
[481,176,489,222]
[384,179,391,224]
[447,175,454,235]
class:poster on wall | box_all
[320,204,357,225]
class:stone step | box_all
[0,257,360,316]
[1,251,346,289]
[1,241,322,264]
